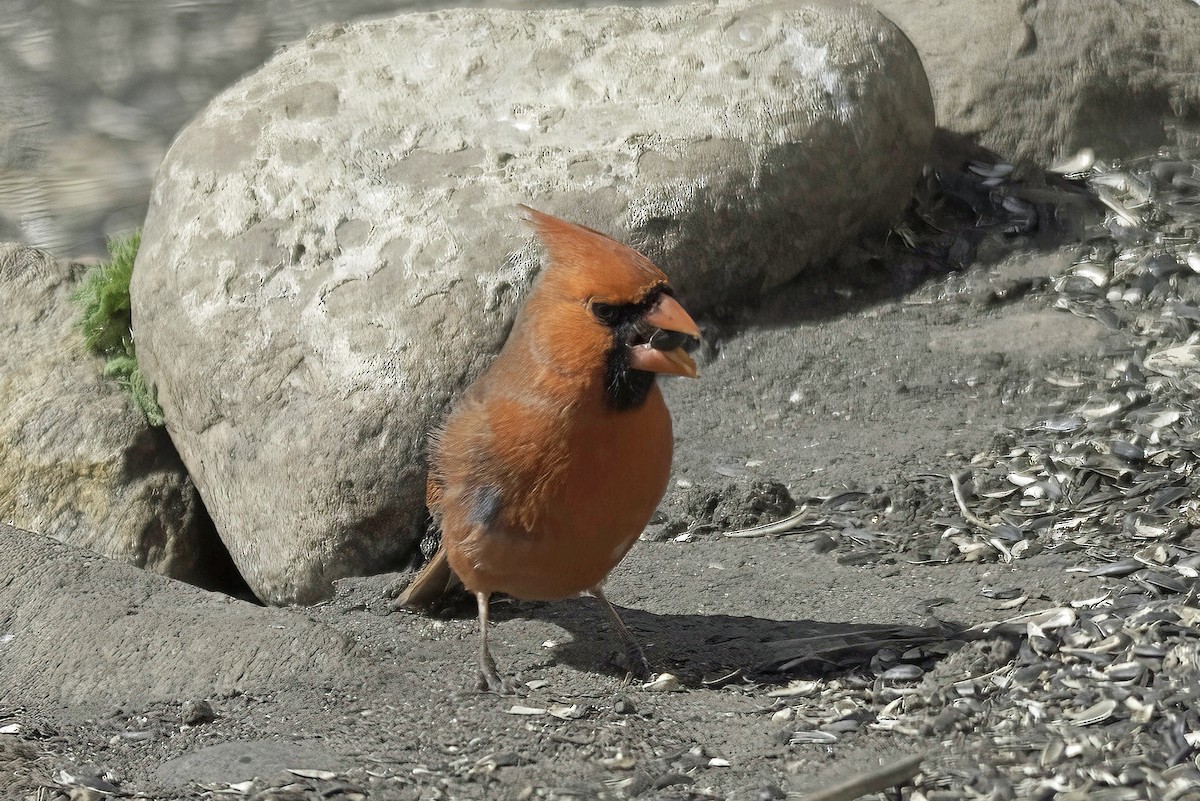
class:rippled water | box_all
[0,0,605,257]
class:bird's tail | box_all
[397,467,465,610]
[396,546,463,610]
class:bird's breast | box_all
[454,384,674,601]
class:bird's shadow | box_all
[492,596,974,688]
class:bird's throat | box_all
[604,350,656,411]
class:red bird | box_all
[399,206,700,692]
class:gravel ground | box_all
[3,138,1200,800]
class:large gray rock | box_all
[875,0,1200,164]
[0,244,236,590]
[132,0,933,605]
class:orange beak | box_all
[627,294,701,379]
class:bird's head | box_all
[518,205,701,410]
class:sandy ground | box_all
[0,156,1188,800]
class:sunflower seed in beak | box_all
[647,328,692,352]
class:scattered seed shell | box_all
[288,769,338,781]
[768,680,819,698]
[1066,698,1118,726]
[643,673,681,692]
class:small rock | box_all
[771,728,794,746]
[713,480,797,530]
[824,717,863,733]
[182,699,216,726]
[613,698,637,715]
[929,706,962,734]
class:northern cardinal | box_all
[399,206,700,692]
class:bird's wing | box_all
[401,370,570,610]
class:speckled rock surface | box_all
[0,244,235,590]
[131,0,933,605]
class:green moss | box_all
[72,229,165,427]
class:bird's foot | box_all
[618,645,654,682]
[592,587,654,682]
[476,665,520,695]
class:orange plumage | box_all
[400,206,700,691]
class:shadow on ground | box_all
[500,596,971,688]
[704,127,1100,334]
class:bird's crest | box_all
[519,205,669,301]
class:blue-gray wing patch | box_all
[468,485,502,527]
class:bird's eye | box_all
[591,302,622,326]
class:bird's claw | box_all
[476,667,520,695]
[619,646,654,682]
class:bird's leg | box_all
[592,586,653,680]
[474,591,517,694]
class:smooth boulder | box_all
[131,0,934,604]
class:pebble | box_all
[181,699,216,726]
